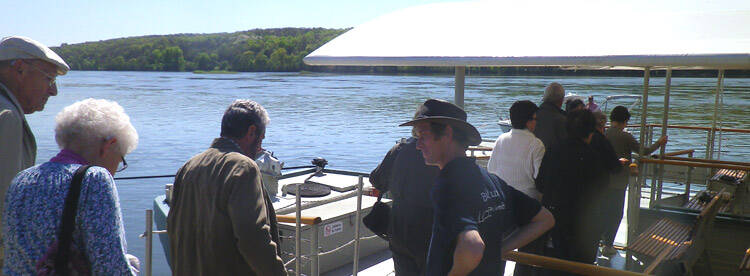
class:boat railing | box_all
[651,149,695,159]
[141,175,371,276]
[640,158,750,172]
[503,251,648,276]
[638,158,749,211]
[628,124,750,134]
[630,122,749,209]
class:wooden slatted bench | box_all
[740,247,750,272]
[627,192,730,275]
[683,190,732,214]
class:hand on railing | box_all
[629,163,639,176]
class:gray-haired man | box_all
[533,82,567,149]
[0,36,69,265]
[168,100,287,276]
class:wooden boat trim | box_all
[660,156,750,167]
[626,124,750,134]
[277,215,322,225]
[639,158,750,171]
[652,149,695,158]
[503,251,647,276]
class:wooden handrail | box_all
[639,158,750,171]
[503,251,647,276]
[276,215,322,225]
[652,149,695,158]
[661,156,750,167]
[621,124,750,134]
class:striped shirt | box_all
[487,128,546,201]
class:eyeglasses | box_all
[24,61,57,88]
[116,156,128,172]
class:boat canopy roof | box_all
[304,0,750,70]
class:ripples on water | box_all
[26,71,749,274]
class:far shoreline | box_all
[63,69,750,78]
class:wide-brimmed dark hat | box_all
[399,99,482,146]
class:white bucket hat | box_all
[0,36,69,75]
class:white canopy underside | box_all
[304,0,750,70]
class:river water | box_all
[25,71,749,275]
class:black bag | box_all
[36,165,92,276]
[362,192,390,241]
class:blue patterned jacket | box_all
[3,161,136,275]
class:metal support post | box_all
[625,164,640,271]
[639,68,655,207]
[657,69,671,203]
[653,162,661,202]
[145,209,154,276]
[455,66,466,108]
[295,183,302,276]
[352,176,364,276]
[310,225,320,276]
[685,152,693,196]
[709,69,724,160]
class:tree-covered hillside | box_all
[52,28,346,72]
[51,28,748,77]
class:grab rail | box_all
[651,149,695,158]
[639,158,750,171]
[660,156,750,167]
[277,215,322,225]
[624,124,750,134]
[503,251,648,276]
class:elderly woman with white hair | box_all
[3,98,139,275]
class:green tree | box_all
[269,48,288,71]
[196,53,213,70]
[162,46,186,71]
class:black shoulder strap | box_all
[55,165,91,276]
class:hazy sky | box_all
[3,0,747,47]
[1,0,457,47]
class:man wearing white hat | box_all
[0,35,69,266]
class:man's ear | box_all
[243,125,257,143]
[444,124,454,141]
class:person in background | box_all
[536,109,602,272]
[601,106,667,255]
[402,99,554,276]
[589,111,624,257]
[564,99,584,113]
[369,130,439,275]
[487,100,546,276]
[0,36,69,264]
[3,99,139,275]
[586,96,601,112]
[534,82,567,149]
[168,100,286,276]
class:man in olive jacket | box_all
[168,100,286,276]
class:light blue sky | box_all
[1,0,456,47]
[3,0,747,47]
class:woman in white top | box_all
[488,100,545,201]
